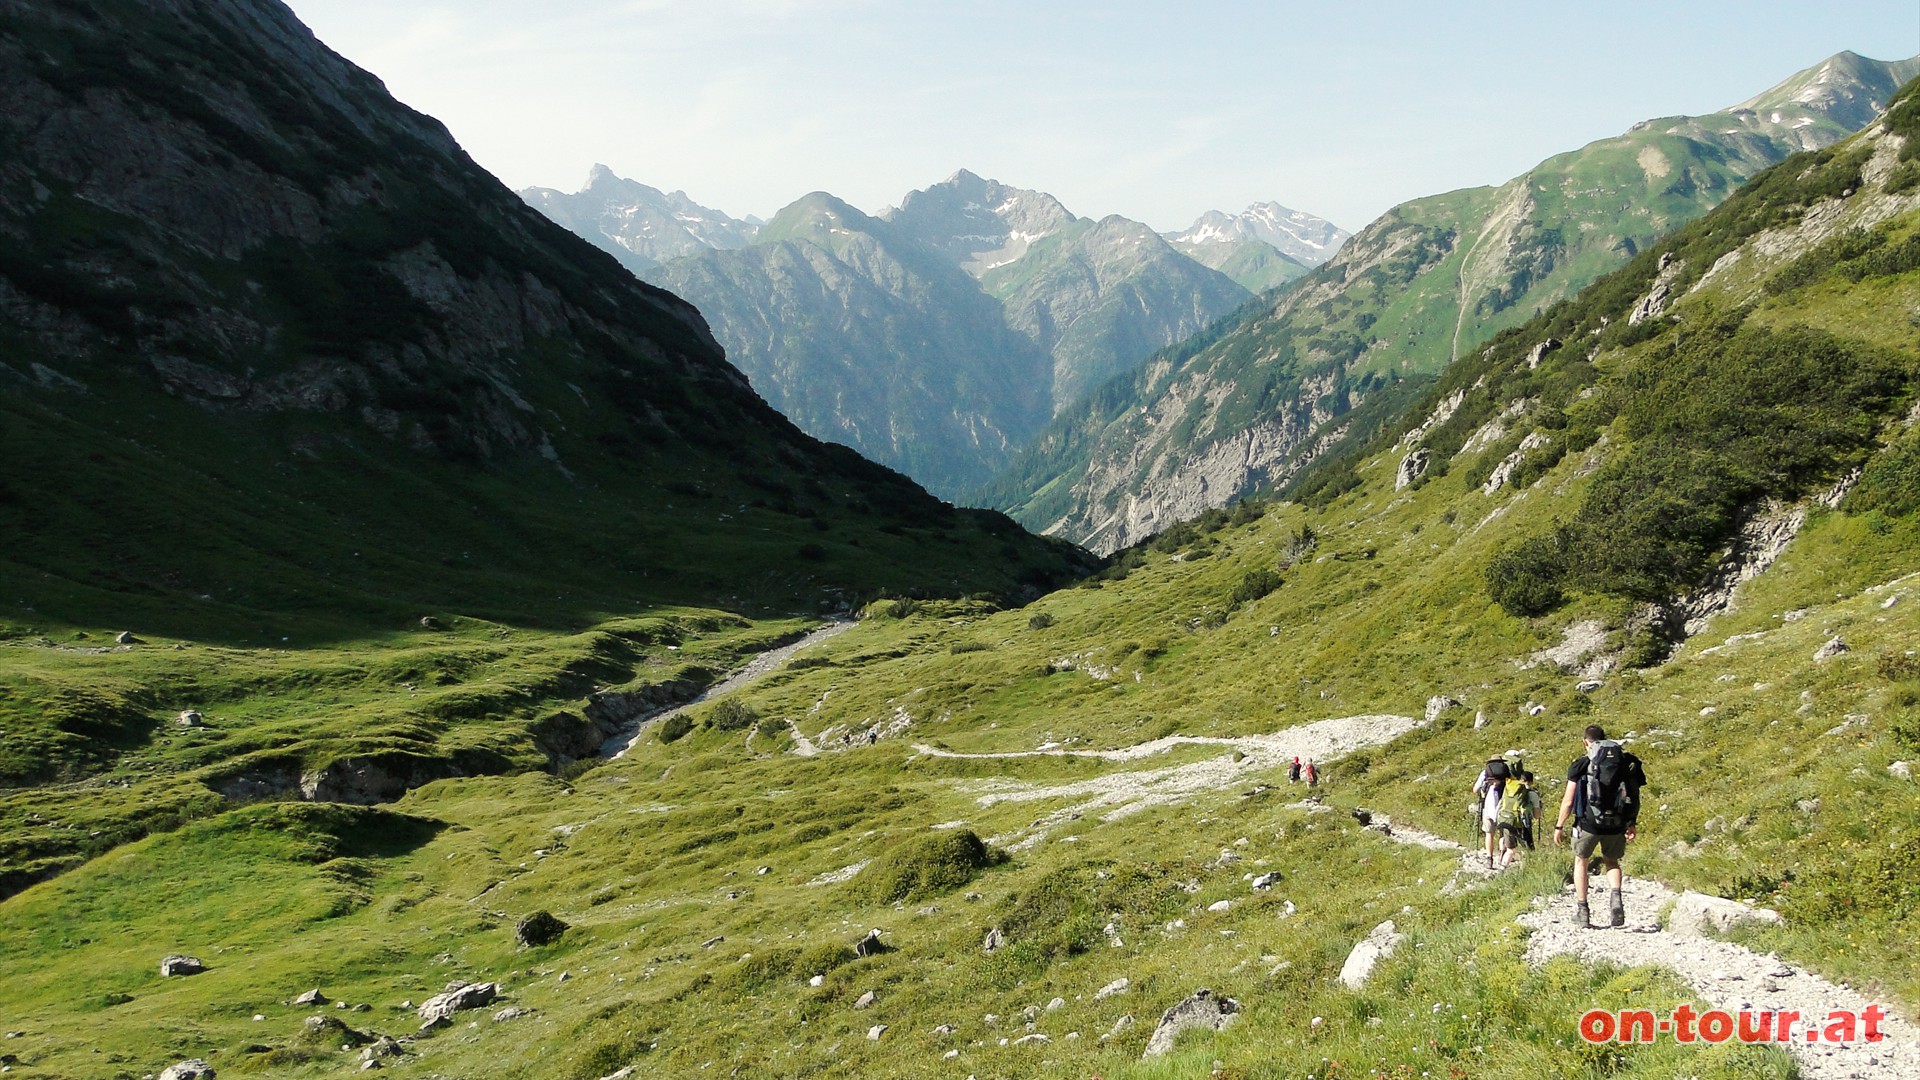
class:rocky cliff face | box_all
[982,50,1920,553]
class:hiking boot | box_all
[1573,901,1591,928]
[1609,893,1626,928]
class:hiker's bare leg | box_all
[1572,849,1589,903]
[1605,858,1622,894]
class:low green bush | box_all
[706,698,757,731]
[844,829,1006,906]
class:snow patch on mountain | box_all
[1166,202,1350,266]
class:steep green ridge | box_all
[0,0,1091,892]
[639,171,1258,496]
[644,193,1054,496]
[984,50,1920,553]
[5,83,1920,1080]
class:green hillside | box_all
[5,53,1920,1080]
[1170,235,1313,293]
[982,50,1920,553]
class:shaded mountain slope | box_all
[0,0,1091,641]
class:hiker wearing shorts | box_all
[1554,724,1646,928]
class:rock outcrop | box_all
[417,982,497,1029]
[1142,988,1240,1058]
[515,911,569,948]
[1337,919,1406,989]
[1667,892,1785,939]
[159,955,205,977]
[1395,448,1431,490]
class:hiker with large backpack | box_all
[1472,751,1523,870]
[1553,724,1647,928]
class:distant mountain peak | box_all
[885,171,1075,276]
[1165,202,1349,267]
[1732,49,1920,131]
[520,166,757,275]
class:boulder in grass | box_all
[159,955,206,977]
[1668,892,1784,938]
[1142,988,1239,1058]
[515,911,569,948]
[417,982,497,1029]
[1338,920,1405,989]
[292,988,327,1006]
[358,1036,404,1065]
[853,928,889,957]
[158,1061,215,1080]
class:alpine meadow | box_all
[3,3,1920,1080]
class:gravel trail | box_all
[937,713,1423,849]
[609,620,853,757]
[1517,878,1914,1079]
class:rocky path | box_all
[934,713,1423,850]
[1518,878,1913,1079]
[608,620,854,757]
[787,720,820,757]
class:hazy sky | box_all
[286,0,1920,233]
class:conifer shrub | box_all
[706,699,757,731]
[1485,318,1907,617]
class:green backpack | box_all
[1494,753,1527,828]
[1496,776,1529,827]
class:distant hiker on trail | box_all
[1289,756,1302,783]
[1554,724,1647,928]
[1472,751,1523,870]
[1304,760,1319,786]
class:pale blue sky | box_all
[287,0,1920,233]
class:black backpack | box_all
[1581,741,1640,832]
[1484,757,1511,783]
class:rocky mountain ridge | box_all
[586,168,1332,494]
